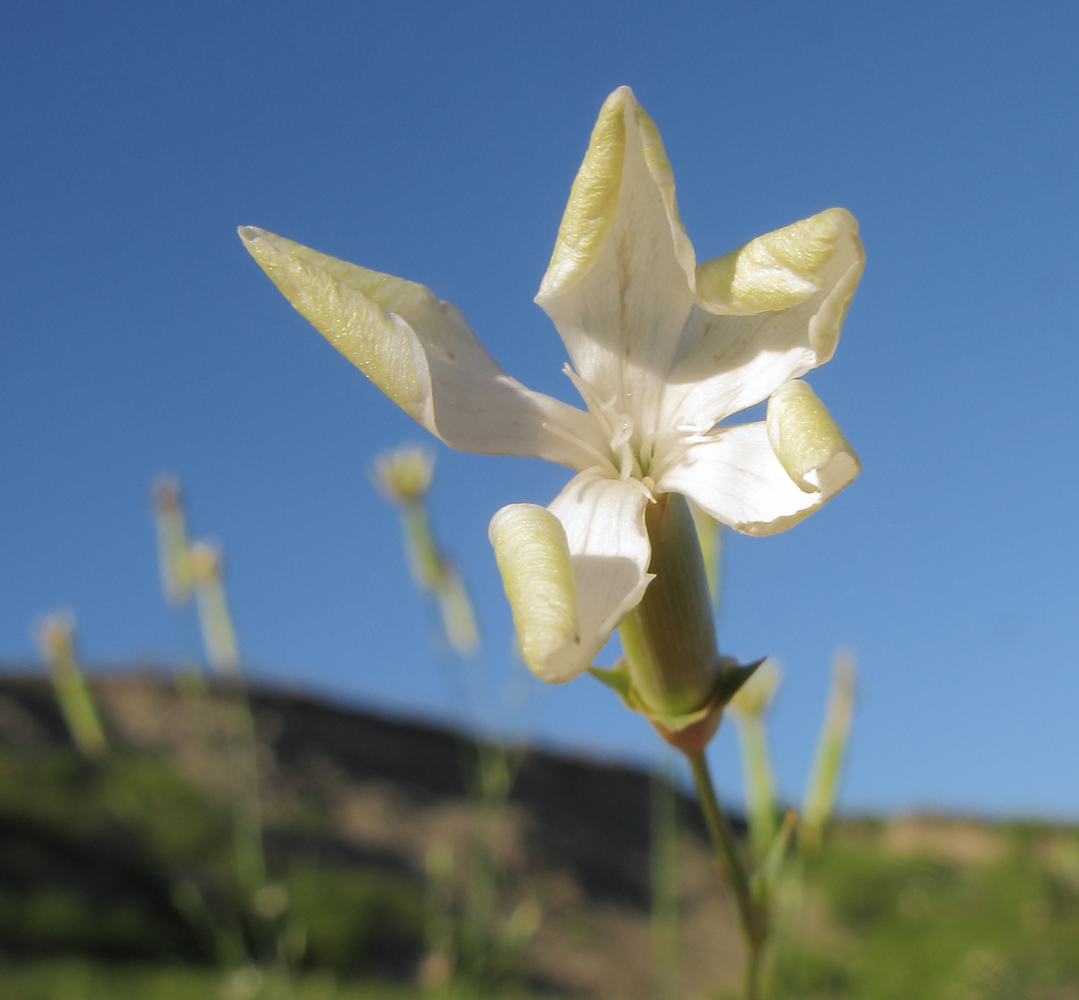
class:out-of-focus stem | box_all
[688,750,764,1000]
[398,494,480,657]
[650,762,679,1000]
[188,540,265,897]
[729,660,782,863]
[737,715,778,863]
[801,651,856,852]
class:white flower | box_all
[239,86,864,688]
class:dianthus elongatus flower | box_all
[240,86,863,692]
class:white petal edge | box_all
[535,88,696,432]
[660,208,864,432]
[655,420,859,537]
[546,470,655,680]
[239,226,607,470]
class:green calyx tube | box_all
[619,492,719,717]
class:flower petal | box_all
[655,417,858,537]
[240,226,606,469]
[538,471,655,680]
[489,504,582,683]
[660,208,864,431]
[766,379,860,495]
[535,88,696,433]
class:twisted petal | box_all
[240,227,605,469]
[535,87,696,431]
[661,208,864,431]
[491,471,653,683]
[655,415,858,537]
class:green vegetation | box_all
[0,740,427,982]
[3,689,1079,999]
[773,821,1079,999]
[0,961,509,1000]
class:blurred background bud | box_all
[375,447,445,593]
[151,476,193,607]
[374,445,435,505]
[375,445,481,657]
[188,540,240,673]
[34,612,108,759]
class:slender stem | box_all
[687,750,765,1000]
[744,941,764,1000]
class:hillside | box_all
[0,669,1077,999]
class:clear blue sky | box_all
[2,1,1077,818]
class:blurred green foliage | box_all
[774,822,1079,999]
[0,741,426,980]
[0,960,505,1000]
[3,708,1079,998]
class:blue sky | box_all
[2,1,1077,818]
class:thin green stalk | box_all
[738,715,778,862]
[650,763,679,1000]
[189,542,267,902]
[687,750,765,1000]
[222,677,267,898]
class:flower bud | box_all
[188,540,223,586]
[35,613,108,759]
[189,541,240,673]
[151,475,193,606]
[374,446,435,505]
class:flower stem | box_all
[687,750,765,1000]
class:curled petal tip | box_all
[537,85,694,305]
[766,380,860,497]
[696,207,862,321]
[489,504,585,683]
[237,225,261,243]
[536,93,627,301]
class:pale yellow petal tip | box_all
[236,225,434,426]
[489,504,585,683]
[696,207,863,323]
[766,380,860,497]
[536,90,629,302]
[537,86,695,302]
